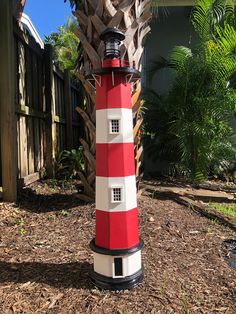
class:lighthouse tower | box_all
[88,28,144,290]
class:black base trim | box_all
[90,267,144,291]
[90,239,144,256]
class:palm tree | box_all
[44,17,80,74]
[65,0,153,201]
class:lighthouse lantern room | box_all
[87,27,144,290]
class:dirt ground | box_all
[0,180,235,314]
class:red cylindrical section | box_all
[103,58,121,68]
[96,74,132,110]
[96,143,135,177]
[96,208,139,249]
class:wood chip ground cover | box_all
[0,180,235,313]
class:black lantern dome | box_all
[85,27,141,87]
[100,28,125,59]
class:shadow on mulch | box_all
[16,187,84,213]
[146,189,177,201]
[0,260,93,289]
[143,178,192,188]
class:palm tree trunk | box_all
[72,0,151,201]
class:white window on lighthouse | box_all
[111,187,123,203]
[109,119,120,134]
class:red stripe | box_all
[95,208,139,249]
[96,74,132,110]
[103,59,120,68]
[96,143,135,177]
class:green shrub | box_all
[144,0,236,182]
[56,147,85,179]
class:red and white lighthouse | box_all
[88,28,144,290]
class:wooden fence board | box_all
[17,116,21,178]
[14,35,19,110]
[38,59,44,112]
[18,172,40,187]
[34,118,40,172]
[57,76,61,117]
[0,0,17,201]
[16,104,45,118]
[40,119,45,169]
[25,47,33,107]
[19,115,28,177]
[32,53,39,110]
[44,44,56,177]
[27,117,35,174]
[18,41,26,105]
[54,73,58,115]
[13,22,44,58]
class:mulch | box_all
[0,180,235,314]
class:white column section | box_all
[96,108,133,144]
[96,175,137,212]
[93,251,142,278]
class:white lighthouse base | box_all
[90,239,144,290]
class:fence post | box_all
[64,70,73,150]
[0,0,17,201]
[44,44,56,178]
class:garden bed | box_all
[0,180,235,313]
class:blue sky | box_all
[24,0,73,39]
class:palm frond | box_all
[150,0,159,18]
[146,56,170,81]
[168,46,193,73]
[192,0,234,40]
[205,23,236,81]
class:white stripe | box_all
[96,108,133,144]
[93,250,142,278]
[96,175,137,212]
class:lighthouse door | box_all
[114,257,123,277]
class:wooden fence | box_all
[0,0,82,201]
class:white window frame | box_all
[109,118,121,134]
[111,186,123,203]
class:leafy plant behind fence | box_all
[56,147,85,179]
